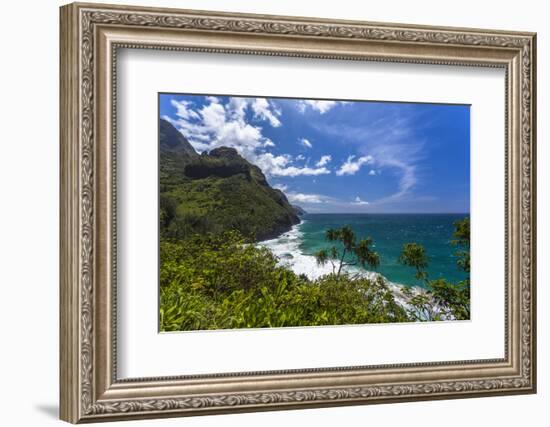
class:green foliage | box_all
[158,119,470,328]
[160,231,410,331]
[398,243,428,282]
[452,217,470,274]
[398,217,470,320]
[160,170,299,241]
[452,217,470,247]
[430,278,470,320]
[159,120,300,242]
[401,288,440,322]
[314,226,380,276]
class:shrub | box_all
[160,231,411,331]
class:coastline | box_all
[255,216,303,243]
[256,222,436,315]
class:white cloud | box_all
[251,98,282,127]
[255,153,330,177]
[297,100,348,114]
[166,96,284,161]
[254,152,291,172]
[170,99,200,120]
[336,155,374,176]
[296,154,306,161]
[273,186,331,207]
[227,97,249,121]
[316,155,332,167]
[166,96,337,179]
[201,101,226,130]
[368,169,377,176]
[299,137,313,149]
[278,166,330,177]
[353,196,369,205]
[287,192,324,204]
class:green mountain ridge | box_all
[159,118,199,157]
[159,118,303,241]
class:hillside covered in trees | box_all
[159,118,301,241]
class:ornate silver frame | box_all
[60,2,536,423]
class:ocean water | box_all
[259,213,469,288]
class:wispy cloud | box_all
[352,196,369,205]
[170,99,200,120]
[299,137,313,149]
[251,98,282,127]
[375,158,417,203]
[275,185,338,206]
[314,106,427,203]
[282,188,372,210]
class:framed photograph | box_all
[60,2,537,423]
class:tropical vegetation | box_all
[159,119,300,242]
[398,217,470,321]
[158,118,471,331]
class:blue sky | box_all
[160,93,470,213]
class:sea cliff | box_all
[159,118,302,241]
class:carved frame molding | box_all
[60,2,536,423]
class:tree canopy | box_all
[398,217,470,321]
[314,226,380,276]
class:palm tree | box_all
[314,226,380,277]
[398,243,429,282]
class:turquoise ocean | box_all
[259,213,469,288]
